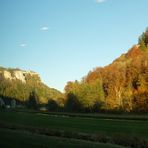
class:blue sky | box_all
[0,0,148,92]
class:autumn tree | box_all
[63,28,148,113]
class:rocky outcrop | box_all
[3,71,12,80]
[0,69,39,83]
[13,71,26,83]
[0,66,64,104]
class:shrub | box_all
[112,134,148,148]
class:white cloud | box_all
[96,0,106,3]
[40,26,49,31]
[20,43,27,47]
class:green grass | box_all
[0,128,124,148]
[0,111,148,138]
[45,111,148,120]
[14,109,148,121]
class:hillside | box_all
[0,29,148,112]
[0,67,64,105]
[64,29,148,112]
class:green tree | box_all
[27,91,39,109]
[47,99,59,111]
[65,93,82,112]
[77,80,105,111]
[139,27,148,50]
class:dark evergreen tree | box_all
[65,93,82,112]
[27,91,39,110]
[47,99,59,111]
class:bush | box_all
[93,134,108,143]
[112,134,148,148]
[47,99,59,111]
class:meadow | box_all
[0,128,124,148]
[0,111,148,148]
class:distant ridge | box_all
[0,67,64,105]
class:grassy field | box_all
[0,111,148,138]
[0,128,124,148]
[0,111,148,147]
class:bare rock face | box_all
[3,71,12,80]
[1,69,39,83]
[13,71,26,83]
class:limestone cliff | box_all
[1,69,39,83]
[0,67,63,104]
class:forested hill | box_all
[64,28,148,112]
[0,67,64,105]
[0,28,148,112]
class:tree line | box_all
[0,28,148,113]
[63,27,148,113]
